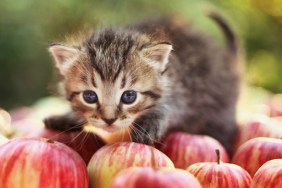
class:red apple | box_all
[87,142,175,188]
[0,138,88,188]
[251,159,282,188]
[158,132,229,169]
[232,137,282,176]
[187,149,251,188]
[109,167,202,188]
[27,127,105,164]
[233,115,282,151]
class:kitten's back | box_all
[133,14,242,154]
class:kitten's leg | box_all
[44,111,87,132]
[131,111,167,146]
[199,121,238,156]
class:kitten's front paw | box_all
[44,112,87,132]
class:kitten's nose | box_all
[102,118,117,125]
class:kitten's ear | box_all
[142,42,172,72]
[48,44,79,75]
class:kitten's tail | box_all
[207,12,238,56]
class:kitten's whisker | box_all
[133,120,165,147]
[93,132,104,146]
[132,122,157,144]
[121,127,125,142]
[132,122,156,143]
[68,129,85,145]
[52,122,85,135]
[127,128,133,142]
[131,126,142,141]
[43,119,87,142]
[131,125,146,142]
[132,122,148,133]
[77,131,89,151]
[153,139,165,146]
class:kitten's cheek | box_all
[86,117,100,125]
[79,111,94,120]
[118,119,134,129]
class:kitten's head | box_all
[49,29,172,132]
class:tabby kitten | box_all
[46,13,241,154]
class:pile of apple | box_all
[0,92,281,188]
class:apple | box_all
[158,132,229,169]
[109,167,202,188]
[27,127,105,164]
[232,137,282,177]
[87,142,175,188]
[0,109,12,137]
[10,118,45,138]
[9,106,34,122]
[187,149,252,188]
[268,94,282,117]
[233,115,282,151]
[31,96,71,120]
[0,134,8,146]
[236,85,272,123]
[0,138,88,188]
[251,159,282,188]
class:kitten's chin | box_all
[102,125,122,132]
[87,119,132,133]
[88,122,125,133]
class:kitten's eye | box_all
[121,90,137,104]
[82,90,98,104]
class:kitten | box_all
[45,12,242,155]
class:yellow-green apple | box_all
[10,118,45,138]
[87,142,174,188]
[31,96,71,120]
[27,127,105,164]
[0,134,8,146]
[158,132,229,169]
[109,167,202,188]
[251,159,282,188]
[268,94,282,117]
[0,138,88,188]
[233,115,282,152]
[0,109,12,136]
[187,150,251,188]
[232,137,282,176]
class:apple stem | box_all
[150,146,157,170]
[46,138,55,144]
[216,149,220,164]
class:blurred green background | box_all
[0,0,282,110]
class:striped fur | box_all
[48,13,242,154]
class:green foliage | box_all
[0,0,281,109]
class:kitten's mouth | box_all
[87,118,132,133]
[102,124,119,132]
